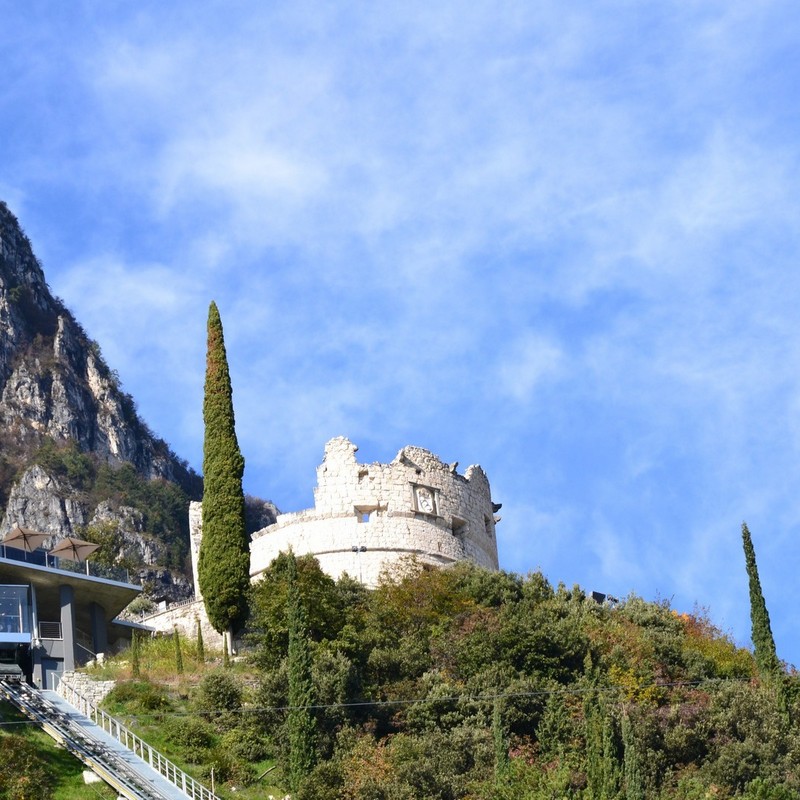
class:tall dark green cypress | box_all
[196,617,205,664]
[584,693,622,800]
[621,710,644,800]
[584,693,604,800]
[173,627,184,676]
[286,551,316,792]
[741,522,781,680]
[198,302,250,655]
[492,695,509,781]
[130,630,141,678]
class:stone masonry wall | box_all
[180,437,501,626]
[248,437,500,586]
[139,598,227,651]
[59,671,116,706]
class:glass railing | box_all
[51,559,135,584]
[0,547,137,585]
[0,547,48,567]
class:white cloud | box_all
[496,334,564,402]
[6,0,800,665]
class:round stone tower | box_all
[246,437,500,586]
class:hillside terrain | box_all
[8,558,797,800]
[1,203,796,798]
[0,202,275,600]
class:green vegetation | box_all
[247,558,797,799]
[31,557,800,799]
[198,301,249,650]
[131,630,141,678]
[93,634,281,799]
[196,617,205,663]
[742,522,782,681]
[286,551,317,791]
[174,627,184,675]
[0,702,118,799]
[29,437,198,571]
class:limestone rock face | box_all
[0,201,200,604]
[0,467,192,602]
[1,465,88,543]
[0,202,190,481]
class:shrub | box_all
[193,669,243,728]
[105,679,170,712]
[743,778,800,799]
[198,747,255,787]
[219,726,271,762]
[0,735,56,799]
[163,714,215,750]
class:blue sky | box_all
[4,2,800,665]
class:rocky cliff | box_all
[0,202,204,600]
[0,203,193,483]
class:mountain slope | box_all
[0,201,203,599]
[0,202,197,492]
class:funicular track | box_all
[0,676,203,800]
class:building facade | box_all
[0,549,142,688]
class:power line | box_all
[99,676,749,719]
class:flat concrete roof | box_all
[0,557,141,629]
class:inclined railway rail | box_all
[0,676,206,800]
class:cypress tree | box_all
[492,695,509,781]
[196,617,205,664]
[584,693,604,800]
[173,627,184,676]
[601,706,622,799]
[584,693,622,800]
[198,301,250,655]
[741,522,781,679]
[130,631,140,678]
[621,710,644,800]
[286,551,316,792]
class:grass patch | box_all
[0,701,118,800]
[83,631,287,798]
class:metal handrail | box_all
[56,678,220,800]
[0,678,158,800]
[138,597,199,621]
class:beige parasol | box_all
[49,536,100,574]
[2,526,50,563]
[2,526,49,553]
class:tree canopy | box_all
[198,301,250,643]
[742,522,782,680]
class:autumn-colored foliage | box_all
[244,557,800,798]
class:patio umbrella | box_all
[2,526,50,562]
[2,526,49,553]
[49,537,100,574]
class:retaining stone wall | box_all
[138,599,226,650]
[60,671,116,706]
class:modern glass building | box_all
[0,550,144,687]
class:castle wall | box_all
[186,437,500,605]
[139,598,225,650]
[249,437,499,586]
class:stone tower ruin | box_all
[190,436,500,592]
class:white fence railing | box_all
[138,597,199,621]
[56,678,220,800]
